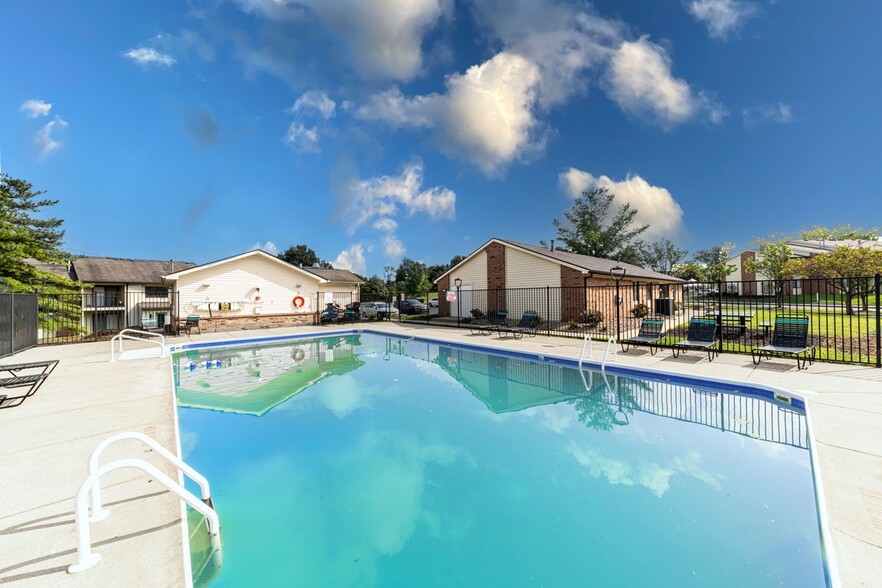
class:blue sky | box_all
[2,0,880,276]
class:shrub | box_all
[580,309,603,327]
[631,303,650,318]
[470,308,485,320]
[568,320,580,330]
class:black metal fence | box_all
[399,274,882,367]
[0,293,39,358]
[37,291,180,345]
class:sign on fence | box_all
[445,291,457,302]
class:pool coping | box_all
[170,326,840,586]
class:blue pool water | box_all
[174,333,827,587]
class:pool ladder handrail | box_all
[578,334,618,371]
[68,433,220,575]
[110,329,166,362]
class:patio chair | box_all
[182,315,202,335]
[499,311,539,340]
[672,317,719,362]
[0,359,59,409]
[620,318,665,355]
[478,311,509,336]
[751,314,814,370]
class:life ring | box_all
[292,296,305,308]
[292,347,306,362]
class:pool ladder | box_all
[578,334,618,371]
[68,432,221,575]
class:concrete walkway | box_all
[1,322,880,586]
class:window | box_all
[632,284,640,302]
[145,286,169,297]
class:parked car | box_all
[360,302,399,319]
[429,298,439,308]
[397,299,428,314]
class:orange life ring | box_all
[292,296,305,308]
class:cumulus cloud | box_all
[742,102,793,128]
[558,168,685,241]
[124,47,176,66]
[284,122,320,153]
[357,52,544,176]
[333,243,367,275]
[605,37,721,128]
[252,240,279,255]
[19,99,52,118]
[290,91,336,119]
[382,234,406,258]
[686,0,759,39]
[35,116,68,157]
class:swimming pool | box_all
[173,331,828,587]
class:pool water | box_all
[174,333,827,587]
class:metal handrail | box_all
[110,329,166,362]
[601,337,618,371]
[86,432,212,522]
[578,334,594,368]
[68,458,221,574]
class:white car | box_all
[360,302,399,319]
[429,298,439,308]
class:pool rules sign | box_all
[446,291,457,302]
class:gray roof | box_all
[304,267,364,284]
[72,257,197,284]
[499,239,685,283]
[23,258,74,280]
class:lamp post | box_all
[454,278,462,328]
[610,265,626,341]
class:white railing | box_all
[110,329,166,362]
[579,335,618,371]
[68,458,220,574]
[85,432,212,522]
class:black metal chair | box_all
[0,360,59,409]
[672,318,719,362]
[751,314,814,370]
[478,311,509,336]
[621,318,665,354]
[182,315,202,335]
[499,311,538,339]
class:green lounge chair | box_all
[672,318,719,362]
[621,318,665,355]
[751,314,814,370]
[479,311,509,336]
[499,312,539,339]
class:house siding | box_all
[449,252,488,290]
[175,255,322,319]
[505,248,561,288]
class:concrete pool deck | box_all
[1,322,880,586]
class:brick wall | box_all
[487,242,506,314]
[200,312,317,332]
[560,266,585,321]
[438,275,450,317]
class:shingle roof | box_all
[72,257,197,284]
[304,267,364,284]
[23,258,74,280]
[497,239,685,283]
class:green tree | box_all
[277,244,333,268]
[0,174,72,292]
[426,263,449,284]
[643,239,687,275]
[360,275,388,298]
[799,224,880,241]
[671,262,704,281]
[692,243,736,283]
[552,187,649,264]
[449,254,466,267]
[790,247,882,315]
[395,258,431,295]
[744,238,798,307]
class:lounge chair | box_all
[672,318,719,362]
[478,311,509,336]
[0,360,59,409]
[751,314,814,370]
[499,311,539,339]
[183,315,202,335]
[620,318,665,355]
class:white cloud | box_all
[382,234,406,258]
[605,37,709,129]
[742,102,793,128]
[290,91,336,119]
[558,168,685,241]
[124,47,176,67]
[372,218,398,232]
[19,99,52,119]
[333,243,367,275]
[252,240,279,255]
[357,52,544,176]
[35,116,68,157]
[283,122,320,153]
[686,0,759,39]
